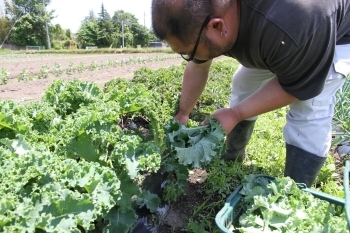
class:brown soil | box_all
[157,169,210,233]
[330,146,349,186]
[0,53,184,103]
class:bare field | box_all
[0,53,184,103]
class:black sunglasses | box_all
[181,15,211,64]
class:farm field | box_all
[0,53,348,233]
[0,52,231,232]
[0,52,184,103]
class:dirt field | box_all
[0,53,184,103]
[0,51,207,232]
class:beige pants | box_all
[230,44,350,157]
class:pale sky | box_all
[47,0,153,32]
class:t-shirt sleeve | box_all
[266,21,335,101]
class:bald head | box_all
[152,0,234,46]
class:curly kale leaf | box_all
[164,116,225,167]
[238,175,348,232]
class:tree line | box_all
[0,0,157,49]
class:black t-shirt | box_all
[225,0,350,100]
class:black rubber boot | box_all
[221,120,256,162]
[284,143,327,187]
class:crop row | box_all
[0,54,181,84]
[0,59,235,232]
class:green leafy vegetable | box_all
[0,60,242,232]
[164,116,225,167]
[237,175,348,233]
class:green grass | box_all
[186,105,345,232]
[334,76,350,143]
[0,48,13,54]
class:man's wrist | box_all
[176,108,191,118]
[229,107,242,125]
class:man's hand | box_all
[199,108,238,134]
[211,108,239,134]
[207,77,297,134]
[174,112,189,125]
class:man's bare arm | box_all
[213,77,298,133]
[174,60,212,124]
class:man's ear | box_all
[206,18,227,38]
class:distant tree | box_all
[129,23,150,48]
[10,14,46,46]
[85,10,96,21]
[98,3,110,21]
[111,10,138,48]
[0,9,11,44]
[76,9,154,48]
[148,29,158,42]
[49,24,72,49]
[50,24,66,40]
[77,20,105,47]
[4,0,52,19]
[97,3,116,47]
[105,31,120,48]
[112,10,138,24]
[4,0,54,47]
[66,29,72,39]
